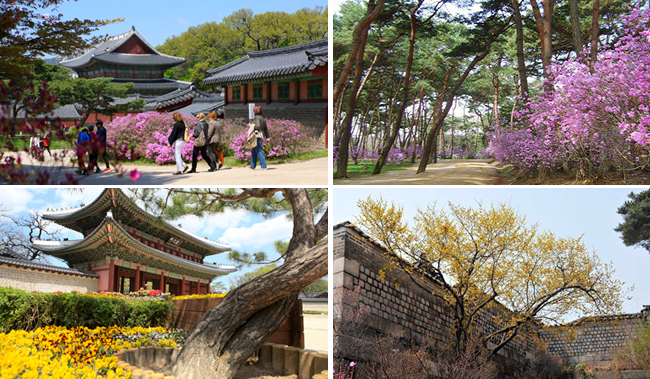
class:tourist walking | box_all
[75,127,90,175]
[167,112,189,175]
[29,134,39,158]
[95,120,111,172]
[43,130,51,157]
[249,105,269,170]
[86,125,100,173]
[187,113,214,173]
[207,111,224,171]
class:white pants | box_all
[174,139,184,171]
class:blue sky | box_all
[41,0,328,51]
[3,188,296,289]
[333,187,650,318]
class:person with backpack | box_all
[75,127,90,175]
[167,112,189,175]
[95,120,111,172]
[43,129,51,157]
[186,112,215,173]
[249,105,270,170]
[206,111,224,171]
[86,124,100,174]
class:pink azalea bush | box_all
[489,7,650,178]
[107,112,198,164]
[224,118,316,162]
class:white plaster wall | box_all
[0,264,98,293]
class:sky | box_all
[41,0,328,52]
[3,188,297,289]
[333,187,650,318]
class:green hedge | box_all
[0,287,173,332]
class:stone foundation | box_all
[0,264,98,293]
[114,343,329,379]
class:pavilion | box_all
[32,189,236,295]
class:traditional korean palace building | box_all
[203,39,328,147]
[32,189,236,295]
[59,26,189,96]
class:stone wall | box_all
[543,315,646,366]
[0,263,98,293]
[334,223,649,370]
[333,223,538,364]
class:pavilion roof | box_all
[42,189,230,257]
[33,212,236,280]
[144,85,222,111]
[174,97,225,117]
[203,39,328,86]
[59,27,185,69]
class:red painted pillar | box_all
[294,81,299,105]
[180,277,186,295]
[160,272,166,293]
[108,260,115,293]
[135,266,141,291]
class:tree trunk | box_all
[511,0,529,99]
[373,1,424,174]
[530,0,555,80]
[172,189,328,379]
[590,0,600,68]
[450,100,456,159]
[568,0,583,57]
[334,0,385,179]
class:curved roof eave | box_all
[33,215,237,276]
[42,189,231,253]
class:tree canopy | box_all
[157,7,328,87]
[355,196,623,356]
[616,190,650,252]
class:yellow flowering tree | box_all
[355,197,624,357]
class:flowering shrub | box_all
[0,325,183,378]
[225,118,316,162]
[489,7,650,178]
[80,290,173,301]
[172,293,227,300]
[106,112,197,163]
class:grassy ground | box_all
[1,135,75,151]
[119,150,328,167]
[337,160,417,178]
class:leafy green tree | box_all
[210,281,228,294]
[616,190,650,252]
[0,0,121,82]
[301,278,327,296]
[49,78,145,126]
[228,264,277,289]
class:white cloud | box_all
[177,17,188,25]
[0,188,38,214]
[172,209,251,236]
[51,188,104,211]
[219,215,293,249]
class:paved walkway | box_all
[334,159,509,185]
[5,149,328,185]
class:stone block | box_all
[298,351,316,379]
[272,343,287,373]
[312,353,328,375]
[333,257,345,275]
[283,347,301,375]
[621,371,650,379]
[259,343,273,365]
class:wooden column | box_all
[266,82,271,105]
[180,277,186,295]
[293,80,299,105]
[243,85,248,105]
[224,86,229,106]
[108,259,115,292]
[160,272,166,293]
[135,266,141,291]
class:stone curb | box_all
[115,344,330,379]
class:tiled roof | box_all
[111,78,192,90]
[143,85,222,110]
[7,104,81,120]
[203,39,328,86]
[174,98,225,116]
[60,27,185,69]
[0,255,99,277]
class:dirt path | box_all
[334,159,509,185]
[3,150,328,185]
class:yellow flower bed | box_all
[0,326,177,378]
[172,293,227,300]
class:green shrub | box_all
[0,287,173,332]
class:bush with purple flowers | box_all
[489,7,650,178]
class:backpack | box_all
[194,121,207,147]
[183,126,190,142]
